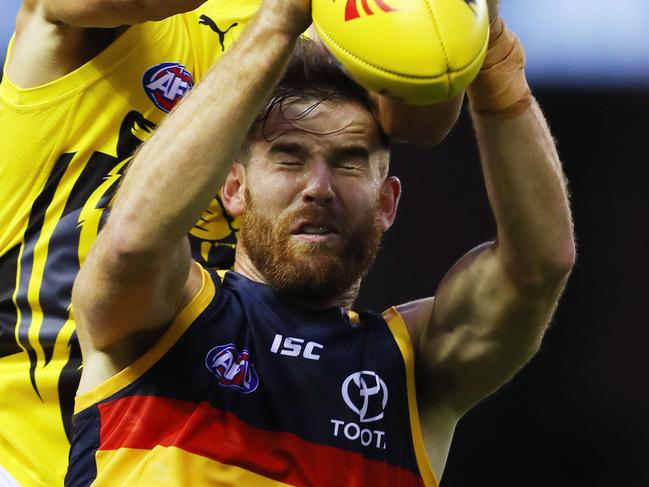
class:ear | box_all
[378,176,401,231]
[221,163,246,217]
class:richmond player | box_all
[0,1,260,484]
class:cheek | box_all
[246,176,298,214]
[340,180,380,212]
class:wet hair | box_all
[240,37,390,169]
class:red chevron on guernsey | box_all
[97,395,425,486]
[345,0,397,21]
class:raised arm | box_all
[72,1,311,355]
[25,0,206,28]
[8,0,208,88]
[400,6,576,416]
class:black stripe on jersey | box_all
[15,153,73,399]
[23,154,75,243]
[37,111,155,437]
[116,111,157,159]
[38,149,127,366]
[59,335,82,441]
[0,244,22,358]
[38,137,135,440]
[65,404,100,487]
[36,111,154,367]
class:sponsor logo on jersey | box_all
[143,62,194,113]
[330,371,389,449]
[205,343,259,393]
[198,14,239,52]
[270,333,323,360]
[342,370,388,422]
[345,0,397,21]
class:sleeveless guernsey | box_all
[67,267,439,486]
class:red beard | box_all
[239,189,383,305]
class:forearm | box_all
[471,101,574,280]
[107,10,300,257]
[467,23,575,284]
[42,0,207,27]
[413,11,575,418]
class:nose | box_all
[302,161,335,205]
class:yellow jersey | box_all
[0,1,258,485]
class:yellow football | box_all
[312,0,490,105]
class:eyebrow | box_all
[269,141,370,161]
[269,141,306,156]
[331,146,370,161]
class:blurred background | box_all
[1,0,648,485]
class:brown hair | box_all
[250,36,390,150]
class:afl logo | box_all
[205,343,259,394]
[143,62,194,113]
[345,0,396,21]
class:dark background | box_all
[2,2,648,485]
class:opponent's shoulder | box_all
[15,0,254,29]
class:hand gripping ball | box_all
[312,0,490,105]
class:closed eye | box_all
[335,161,363,171]
[331,146,369,172]
[270,142,307,169]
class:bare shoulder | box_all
[393,296,435,350]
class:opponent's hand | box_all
[371,92,463,147]
[486,0,500,24]
[258,0,312,39]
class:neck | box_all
[233,251,359,310]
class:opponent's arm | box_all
[9,0,210,87]
[27,0,207,27]
[401,8,576,415]
[72,0,311,352]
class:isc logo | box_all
[270,334,323,360]
[143,62,194,113]
[345,0,396,21]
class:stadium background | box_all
[1,1,648,485]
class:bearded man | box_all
[0,0,467,484]
[66,0,575,485]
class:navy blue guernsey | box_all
[67,265,438,486]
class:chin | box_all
[277,255,349,301]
